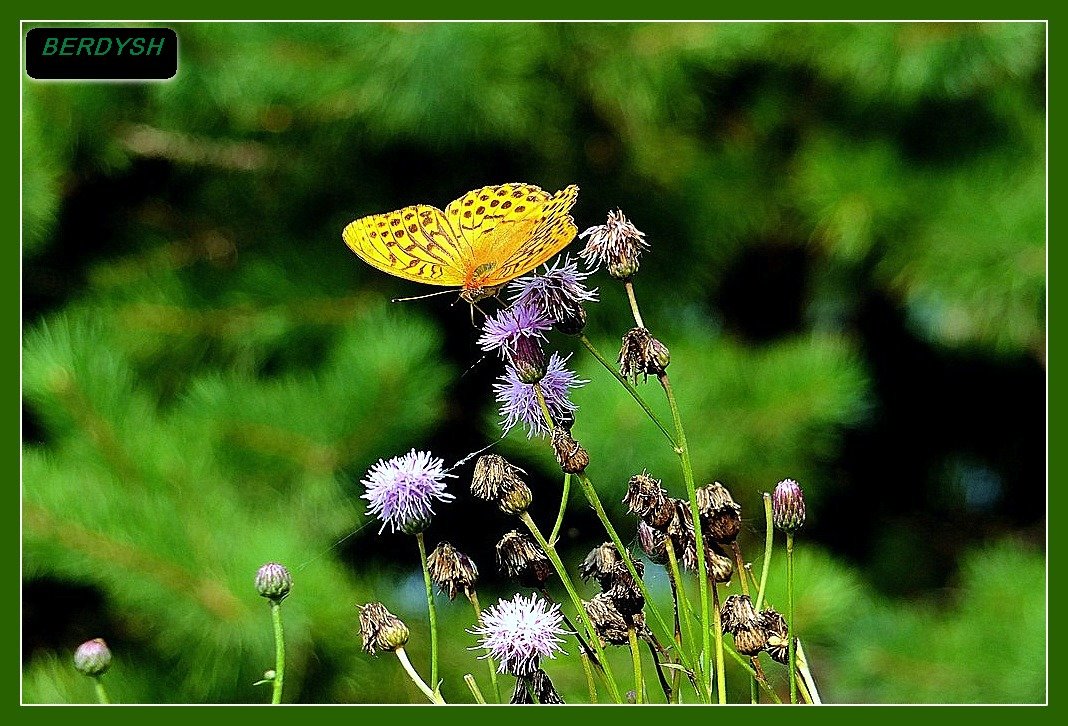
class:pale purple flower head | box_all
[361,449,455,534]
[477,301,553,358]
[471,593,568,676]
[579,209,649,279]
[493,352,588,438]
[507,255,598,326]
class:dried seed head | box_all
[357,602,410,655]
[734,623,769,656]
[578,209,649,280]
[510,668,565,704]
[720,594,759,634]
[696,482,742,544]
[496,530,553,588]
[604,560,646,617]
[471,455,523,501]
[579,542,620,585]
[772,478,806,534]
[497,476,533,516]
[551,427,589,474]
[254,562,293,603]
[426,541,479,601]
[618,327,654,384]
[623,471,674,528]
[583,593,631,645]
[706,549,735,583]
[73,638,112,677]
[760,609,791,664]
[637,520,668,565]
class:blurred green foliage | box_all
[22,22,1044,703]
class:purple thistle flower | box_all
[507,255,599,325]
[361,449,455,534]
[471,593,568,676]
[477,301,554,358]
[493,352,588,438]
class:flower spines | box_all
[472,593,568,676]
[427,541,479,601]
[493,352,588,438]
[360,449,455,534]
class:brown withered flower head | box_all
[471,454,524,502]
[497,475,533,516]
[426,541,478,601]
[578,209,649,280]
[618,327,671,384]
[578,542,621,586]
[603,560,646,618]
[357,602,410,655]
[623,471,675,528]
[551,427,589,474]
[583,593,631,646]
[696,482,743,544]
[760,608,791,664]
[720,595,766,656]
[496,530,553,588]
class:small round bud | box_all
[497,476,533,515]
[646,337,670,373]
[772,478,806,534]
[496,530,553,588]
[426,541,479,601]
[511,336,547,384]
[255,562,292,602]
[73,638,111,677]
[357,602,410,655]
[551,427,589,474]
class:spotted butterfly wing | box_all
[342,204,468,286]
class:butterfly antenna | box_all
[446,437,506,474]
[391,289,457,304]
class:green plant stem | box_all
[518,511,623,704]
[658,372,712,702]
[415,532,440,693]
[723,646,781,704]
[664,538,695,667]
[797,638,822,703]
[394,647,445,704]
[464,674,487,704]
[710,582,727,704]
[755,493,774,611]
[624,280,646,328]
[549,473,571,546]
[269,600,286,704]
[92,677,110,704]
[628,627,644,704]
[580,651,599,703]
[787,531,797,704]
[468,591,501,703]
[578,335,677,449]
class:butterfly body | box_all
[343,183,579,300]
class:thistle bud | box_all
[551,427,589,474]
[554,303,587,336]
[497,476,533,515]
[357,602,410,655]
[637,520,668,565]
[760,609,791,664]
[772,478,806,534]
[73,638,111,677]
[646,336,670,373]
[496,530,553,588]
[511,336,547,384]
[426,541,479,601]
[623,471,674,528]
[471,454,523,501]
[696,482,742,544]
[579,542,620,585]
[255,562,292,602]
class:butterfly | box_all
[342,183,579,303]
